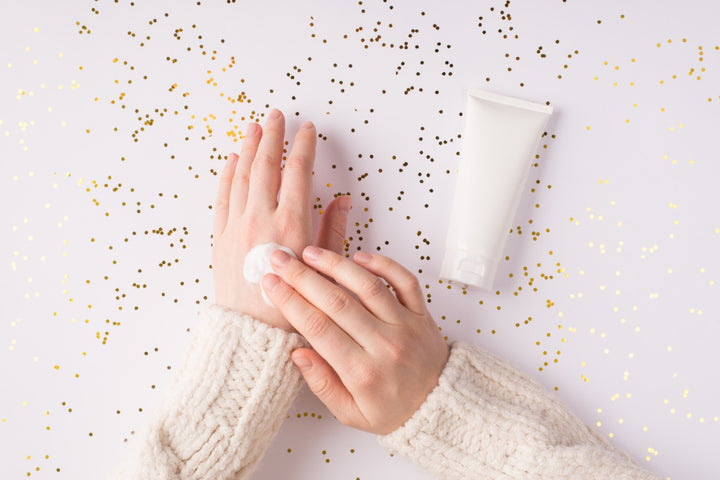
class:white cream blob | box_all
[243,242,297,306]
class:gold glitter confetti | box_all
[2,3,718,478]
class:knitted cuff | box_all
[379,342,660,480]
[112,305,307,480]
[378,342,488,479]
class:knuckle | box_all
[362,276,387,299]
[323,288,350,315]
[320,251,343,274]
[327,220,346,243]
[239,142,256,155]
[275,211,299,236]
[220,170,234,184]
[232,167,250,186]
[272,283,296,309]
[303,310,330,338]
[377,255,394,269]
[353,363,380,390]
[325,251,344,268]
[252,152,275,170]
[214,197,229,212]
[287,262,312,285]
[381,338,409,364]
[244,213,263,232]
[311,375,333,399]
[401,273,421,294]
[284,154,311,172]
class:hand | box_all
[212,109,351,331]
[262,246,450,434]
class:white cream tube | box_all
[440,89,553,290]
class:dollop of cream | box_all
[243,242,296,306]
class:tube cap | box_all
[440,249,498,291]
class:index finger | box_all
[262,272,364,377]
[267,250,380,345]
[300,246,402,323]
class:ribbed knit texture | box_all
[108,305,307,480]
[379,342,661,480]
[110,312,661,479]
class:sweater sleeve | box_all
[109,305,307,480]
[379,342,661,480]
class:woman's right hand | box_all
[262,246,450,435]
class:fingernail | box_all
[300,120,314,130]
[246,122,259,136]
[293,354,312,372]
[354,251,372,264]
[263,273,281,292]
[271,249,291,266]
[268,109,282,120]
[228,152,239,162]
[338,195,352,214]
[303,245,322,261]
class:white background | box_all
[2,1,719,478]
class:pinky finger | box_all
[291,348,371,432]
[213,153,239,237]
[352,252,426,315]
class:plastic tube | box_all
[440,89,553,290]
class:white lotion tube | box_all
[440,89,553,290]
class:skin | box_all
[263,247,449,435]
[212,109,351,331]
[213,109,449,435]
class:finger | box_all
[301,246,403,324]
[291,348,371,431]
[228,121,261,216]
[315,195,352,255]
[213,153,239,236]
[246,109,285,211]
[353,251,426,315]
[277,121,316,213]
[262,273,362,375]
[268,249,379,344]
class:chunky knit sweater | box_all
[110,305,660,479]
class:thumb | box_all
[291,348,369,430]
[315,195,351,255]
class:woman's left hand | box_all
[212,109,351,331]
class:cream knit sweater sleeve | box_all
[109,305,306,480]
[379,342,661,480]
